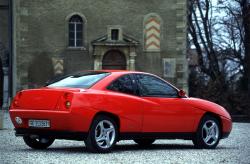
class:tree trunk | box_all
[241,0,250,96]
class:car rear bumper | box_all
[15,128,88,140]
[9,108,96,132]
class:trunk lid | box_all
[15,87,81,110]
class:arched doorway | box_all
[102,50,126,70]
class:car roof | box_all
[89,69,180,92]
[88,70,143,90]
[89,70,146,74]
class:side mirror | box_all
[178,90,186,97]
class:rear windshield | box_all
[47,72,110,89]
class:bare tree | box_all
[188,0,250,116]
[217,0,250,93]
[241,0,250,96]
[188,0,222,81]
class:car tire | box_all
[85,115,118,153]
[192,115,221,149]
[23,135,55,149]
[134,139,155,146]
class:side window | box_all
[107,75,135,95]
[135,74,178,97]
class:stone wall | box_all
[13,0,188,92]
[0,0,9,67]
[0,0,10,107]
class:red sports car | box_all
[9,70,232,153]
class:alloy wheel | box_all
[202,120,219,146]
[95,120,116,149]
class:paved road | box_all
[0,112,250,164]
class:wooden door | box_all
[102,50,126,70]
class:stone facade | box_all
[0,0,10,107]
[13,0,188,93]
[0,0,9,50]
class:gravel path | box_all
[0,112,250,164]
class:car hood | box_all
[186,97,231,120]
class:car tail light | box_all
[56,92,73,110]
[65,101,71,109]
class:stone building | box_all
[0,0,11,108]
[11,0,188,95]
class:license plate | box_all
[28,120,50,128]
